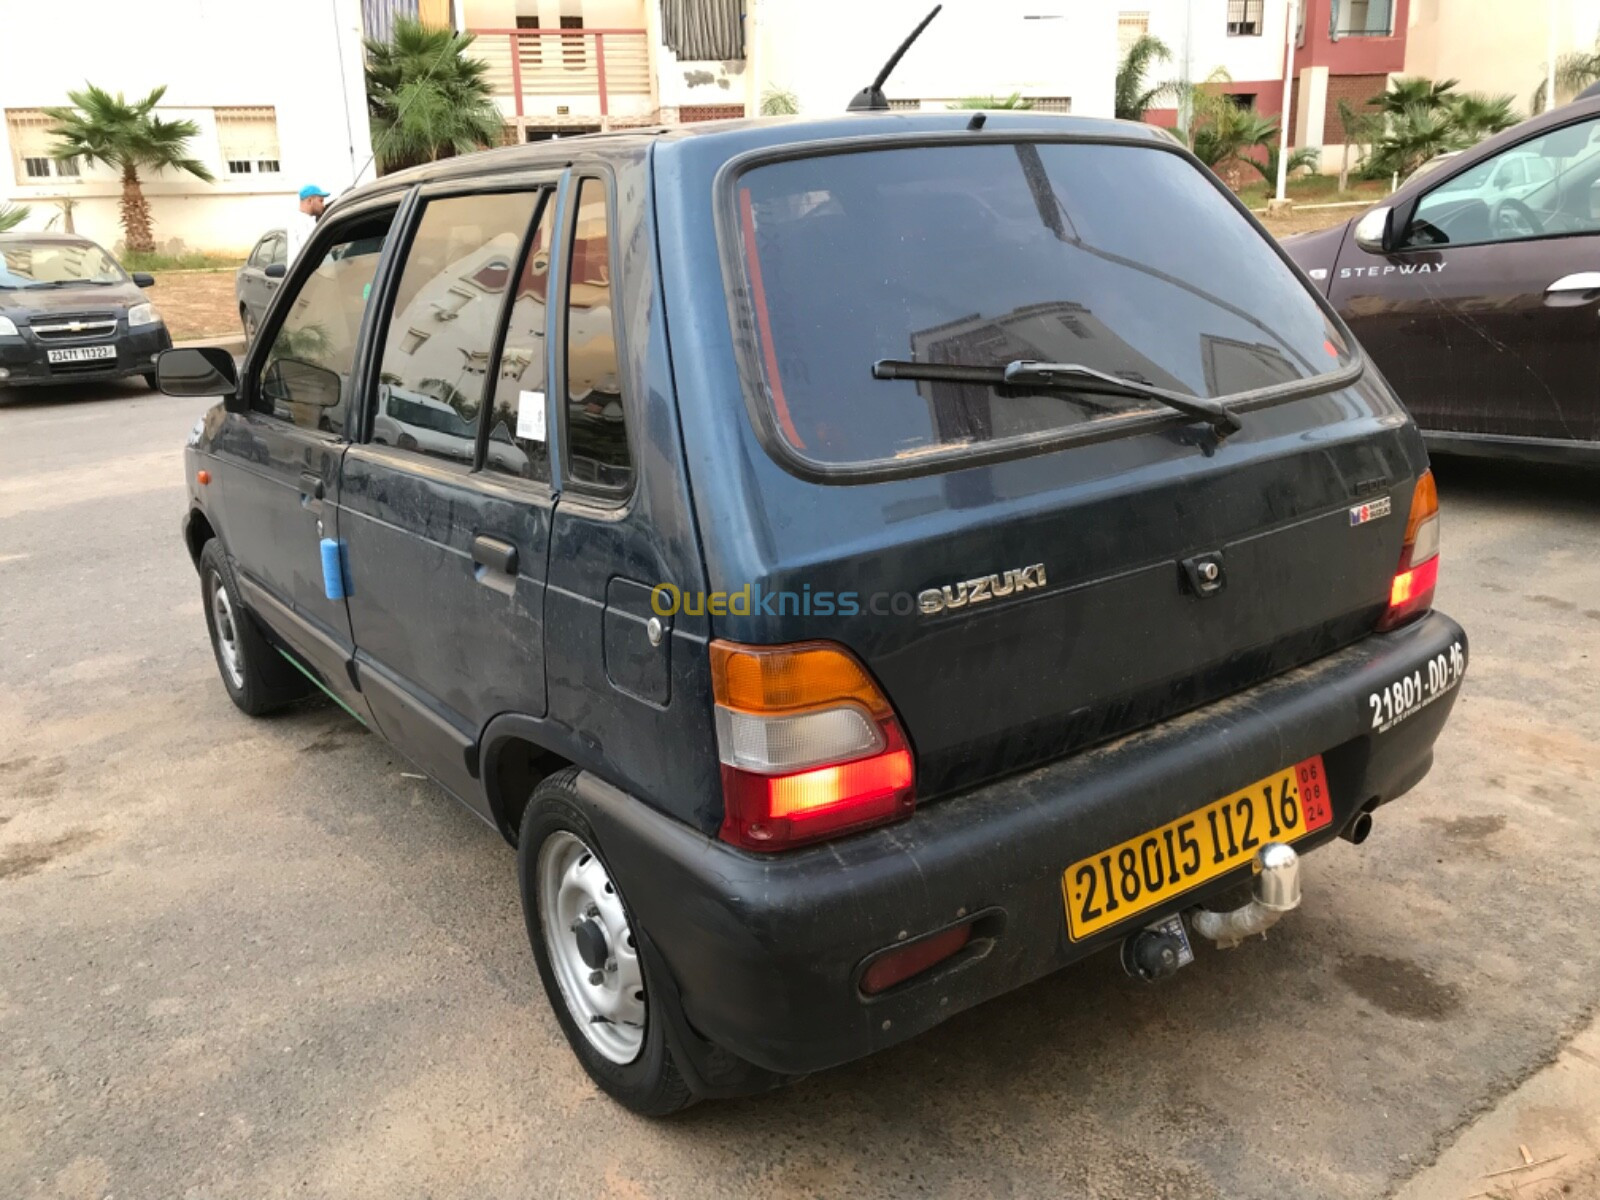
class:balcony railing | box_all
[473,28,651,119]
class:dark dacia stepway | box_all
[163,111,1468,1115]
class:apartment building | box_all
[0,0,374,254]
[466,0,1118,142]
[1136,0,1408,170]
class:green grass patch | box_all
[121,250,244,272]
[1233,174,1387,210]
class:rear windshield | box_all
[729,140,1353,469]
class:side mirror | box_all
[130,271,156,288]
[264,262,286,279]
[157,347,239,405]
[1353,205,1396,254]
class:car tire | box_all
[517,769,695,1117]
[241,305,256,343]
[198,539,312,716]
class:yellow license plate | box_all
[1062,755,1333,941]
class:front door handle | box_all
[299,471,324,510]
[471,535,518,576]
[1546,272,1600,293]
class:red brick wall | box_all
[1286,72,1387,145]
[1322,72,1387,142]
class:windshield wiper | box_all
[873,358,1243,437]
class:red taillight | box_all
[712,640,915,851]
[859,922,973,995]
[1377,471,1440,631]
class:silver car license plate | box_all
[47,345,117,364]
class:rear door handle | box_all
[299,472,324,510]
[1546,272,1600,293]
[471,535,518,576]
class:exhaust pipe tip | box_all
[1341,810,1374,845]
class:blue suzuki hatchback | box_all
[162,110,1467,1114]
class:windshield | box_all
[0,241,125,289]
[729,141,1355,468]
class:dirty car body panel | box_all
[1282,95,1600,464]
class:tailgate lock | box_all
[1181,551,1227,598]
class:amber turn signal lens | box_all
[196,470,211,485]
[711,640,893,717]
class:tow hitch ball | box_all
[1122,843,1303,980]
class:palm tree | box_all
[42,85,213,254]
[1371,76,1460,116]
[1369,103,1470,179]
[950,93,1034,110]
[0,203,30,234]
[1246,144,1321,185]
[1115,34,1179,121]
[1335,98,1381,191]
[760,88,799,116]
[1448,92,1519,141]
[1533,41,1600,111]
[366,18,503,175]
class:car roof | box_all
[0,231,108,248]
[331,111,1174,211]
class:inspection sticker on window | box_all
[517,390,546,442]
[1368,640,1467,733]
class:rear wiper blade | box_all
[873,358,1243,437]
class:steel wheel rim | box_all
[537,829,646,1064]
[210,572,245,689]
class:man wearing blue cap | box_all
[286,184,330,264]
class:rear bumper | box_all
[580,612,1468,1095]
[0,325,171,386]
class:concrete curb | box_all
[1393,1012,1600,1199]
[174,335,245,353]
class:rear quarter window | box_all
[723,139,1353,472]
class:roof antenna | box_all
[846,4,943,113]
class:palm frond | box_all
[1115,34,1177,121]
[0,202,31,233]
[366,17,502,173]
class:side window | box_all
[372,191,540,466]
[483,193,555,485]
[268,234,287,268]
[248,237,271,268]
[258,209,395,433]
[1406,118,1600,249]
[564,178,633,493]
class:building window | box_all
[5,110,79,180]
[1227,0,1264,35]
[1331,0,1394,38]
[1228,93,1257,110]
[1118,11,1150,55]
[215,106,281,178]
[560,15,585,70]
[516,14,543,66]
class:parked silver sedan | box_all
[235,229,286,342]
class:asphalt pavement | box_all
[2,379,1598,1199]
